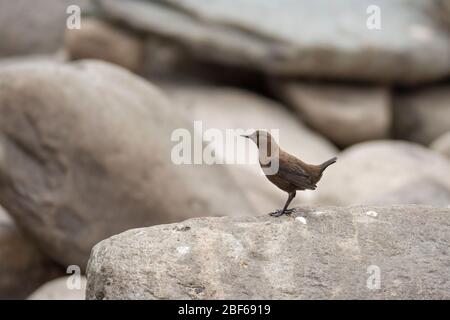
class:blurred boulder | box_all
[64,17,145,71]
[272,82,391,147]
[28,276,86,300]
[365,178,450,206]
[142,39,265,90]
[96,0,450,84]
[86,205,450,299]
[0,60,255,268]
[0,206,62,299]
[0,55,63,68]
[431,131,450,160]
[313,141,450,206]
[431,0,450,26]
[166,84,338,211]
[393,85,450,145]
[0,0,92,57]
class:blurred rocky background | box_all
[0,0,449,299]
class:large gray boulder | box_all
[0,60,255,268]
[96,0,450,84]
[0,0,92,57]
[313,141,450,206]
[165,84,338,212]
[394,85,450,145]
[86,205,450,299]
[0,206,62,299]
[272,82,391,147]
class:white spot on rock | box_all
[365,210,378,217]
[295,216,307,224]
[176,246,190,255]
[312,211,325,216]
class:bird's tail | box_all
[319,156,337,173]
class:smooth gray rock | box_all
[0,206,62,299]
[365,178,450,207]
[28,276,86,300]
[313,141,450,206]
[86,205,450,299]
[393,85,450,145]
[0,60,255,268]
[0,0,92,57]
[273,82,391,146]
[97,0,450,84]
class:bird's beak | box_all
[241,134,249,139]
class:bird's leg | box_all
[270,192,296,217]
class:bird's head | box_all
[241,130,277,150]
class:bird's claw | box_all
[269,208,295,217]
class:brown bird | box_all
[242,130,337,217]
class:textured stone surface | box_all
[86,205,450,299]
[0,206,62,299]
[28,276,86,300]
[97,0,450,84]
[313,141,450,206]
[0,60,255,268]
[273,82,391,146]
[393,85,450,145]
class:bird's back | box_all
[262,150,323,192]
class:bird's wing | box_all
[277,156,317,190]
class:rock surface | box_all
[0,206,62,299]
[273,82,391,146]
[0,0,92,57]
[97,0,450,84]
[313,141,450,206]
[28,276,86,300]
[430,131,450,160]
[64,17,145,71]
[166,84,338,211]
[0,60,255,268]
[393,85,450,145]
[86,205,450,299]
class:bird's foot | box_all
[269,208,295,217]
